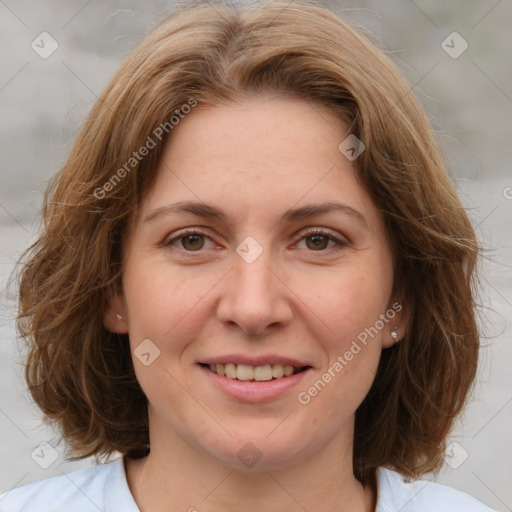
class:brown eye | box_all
[164,229,214,252]
[181,233,205,251]
[305,234,330,250]
[296,228,347,253]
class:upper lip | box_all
[199,354,312,368]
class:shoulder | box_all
[375,467,497,512]
[0,457,139,512]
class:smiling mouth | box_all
[200,363,311,381]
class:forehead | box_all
[140,97,381,231]
[160,96,345,173]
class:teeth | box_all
[254,364,272,381]
[236,364,254,381]
[225,363,237,379]
[207,362,302,380]
[272,364,284,378]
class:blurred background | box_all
[0,0,511,510]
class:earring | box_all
[391,327,399,344]
[116,313,123,320]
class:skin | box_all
[104,96,406,511]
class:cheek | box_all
[304,260,392,409]
[123,261,212,340]
[294,260,392,346]
[294,270,386,416]
[121,262,212,407]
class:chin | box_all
[201,425,317,472]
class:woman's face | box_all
[107,96,403,470]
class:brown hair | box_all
[16,0,480,481]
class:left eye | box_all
[295,228,345,251]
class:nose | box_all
[216,249,293,336]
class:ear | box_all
[103,294,129,334]
[381,298,409,349]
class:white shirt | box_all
[0,457,496,511]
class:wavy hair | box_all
[16,0,480,481]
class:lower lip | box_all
[199,365,312,403]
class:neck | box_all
[125,422,376,512]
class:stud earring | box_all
[116,313,123,320]
[391,327,399,344]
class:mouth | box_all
[197,357,314,402]
[199,362,311,381]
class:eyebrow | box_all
[144,200,368,228]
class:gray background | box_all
[0,0,511,510]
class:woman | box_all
[3,1,495,510]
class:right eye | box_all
[164,228,216,252]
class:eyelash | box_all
[163,227,347,255]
